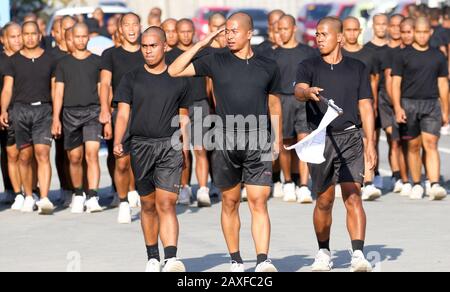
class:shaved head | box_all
[373,13,388,23]
[176,18,194,30]
[279,14,296,26]
[401,17,415,28]
[162,18,177,27]
[343,16,360,28]
[227,12,253,31]
[318,17,343,33]
[209,12,226,24]
[415,16,431,30]
[73,22,89,34]
[268,9,285,23]
[142,26,166,43]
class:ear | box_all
[337,32,344,43]
[247,29,253,40]
[164,41,168,52]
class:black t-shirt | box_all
[364,42,389,91]
[100,46,145,101]
[4,51,55,104]
[392,46,448,100]
[274,44,319,95]
[51,46,69,63]
[55,54,101,107]
[193,50,282,131]
[431,25,448,49]
[296,56,372,133]
[342,47,379,76]
[254,40,276,59]
[166,47,208,102]
[0,53,9,97]
[114,66,191,139]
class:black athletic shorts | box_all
[400,98,442,140]
[63,105,103,150]
[189,99,211,148]
[211,130,273,189]
[377,91,400,140]
[281,95,309,139]
[130,136,183,196]
[112,109,131,155]
[309,129,365,195]
[13,103,53,149]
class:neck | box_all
[72,49,90,59]
[343,42,362,52]
[371,36,388,46]
[322,46,343,65]
[232,44,253,60]
[122,41,140,52]
[22,47,42,56]
[413,42,429,51]
[58,43,68,52]
[389,39,402,48]
[281,38,298,49]
[145,61,167,74]
[177,43,194,51]
[4,49,15,57]
[431,21,440,27]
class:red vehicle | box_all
[193,6,231,41]
[298,2,355,47]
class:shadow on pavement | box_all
[332,245,403,270]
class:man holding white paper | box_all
[294,17,376,272]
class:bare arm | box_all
[268,94,282,158]
[51,82,65,138]
[438,76,449,125]
[385,69,393,102]
[371,73,379,117]
[0,76,14,127]
[294,83,323,102]
[179,108,190,152]
[359,98,377,170]
[99,70,112,124]
[392,75,407,124]
[113,102,130,157]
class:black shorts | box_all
[13,103,53,149]
[130,136,183,196]
[189,99,211,148]
[400,98,442,139]
[63,105,103,150]
[211,130,273,189]
[309,129,365,195]
[377,94,400,140]
[281,95,309,139]
[112,109,131,155]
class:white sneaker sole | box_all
[311,265,333,272]
[38,203,54,215]
[197,198,211,208]
[363,192,381,201]
[256,265,278,272]
[429,191,447,201]
[283,195,297,203]
[298,197,313,204]
[350,263,372,272]
[163,262,186,272]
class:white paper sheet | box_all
[285,104,340,164]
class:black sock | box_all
[284,180,293,184]
[14,191,23,197]
[120,198,129,203]
[374,170,380,177]
[413,182,422,186]
[292,173,300,186]
[272,172,281,183]
[86,189,98,200]
[74,188,84,197]
[392,171,401,181]
[364,182,373,187]
[351,240,364,252]
[164,246,177,260]
[257,254,268,265]
[431,182,440,187]
[318,239,330,251]
[230,251,243,264]
[146,244,160,261]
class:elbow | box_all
[168,66,177,77]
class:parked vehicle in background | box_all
[227,8,268,45]
[46,5,131,36]
[0,0,10,26]
[193,6,231,41]
[298,2,355,47]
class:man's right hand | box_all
[198,28,225,49]
[395,107,407,124]
[114,143,124,157]
[0,112,9,128]
[306,87,324,102]
[99,109,112,125]
[51,119,62,139]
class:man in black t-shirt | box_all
[114,27,190,272]
[166,18,212,208]
[295,17,375,272]
[254,9,284,59]
[161,18,178,52]
[273,15,317,204]
[169,12,282,272]
[99,13,144,222]
[0,21,55,215]
[392,17,449,201]
[0,22,22,207]
[52,23,103,214]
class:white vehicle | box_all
[0,0,10,26]
[46,5,131,36]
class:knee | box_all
[316,197,334,212]
[7,150,19,163]
[157,199,175,214]
[222,196,240,213]
[69,152,83,165]
[422,139,438,152]
[408,141,422,153]
[344,194,363,210]
[35,149,50,163]
[19,152,32,165]
[116,159,131,173]
[141,198,157,215]
[85,151,99,164]
[248,197,268,214]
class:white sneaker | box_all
[296,186,313,204]
[335,184,342,198]
[409,185,424,200]
[11,194,25,211]
[145,259,161,272]
[36,197,54,215]
[311,249,333,272]
[71,195,86,214]
[21,195,37,213]
[110,192,120,208]
[272,181,284,198]
[393,179,404,193]
[117,202,132,224]
[197,187,211,207]
[162,258,186,272]
[230,261,245,272]
[128,190,140,208]
[441,124,450,136]
[255,260,278,272]
[350,250,373,272]
[283,182,297,202]
[428,184,447,201]
[85,197,103,213]
[362,185,382,201]
[400,183,412,197]
[425,180,431,197]
[374,175,384,189]
[62,190,74,208]
[178,186,191,205]
[241,187,248,202]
